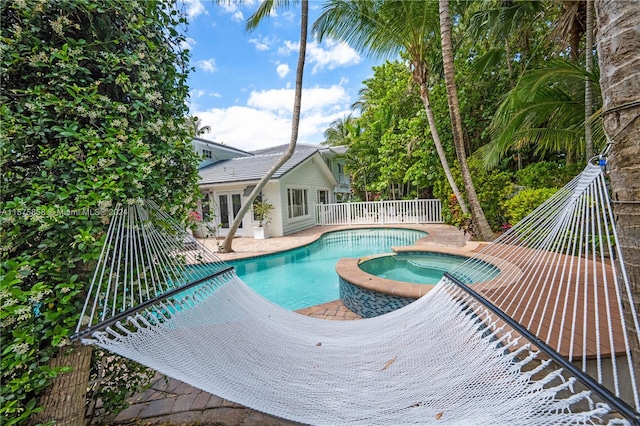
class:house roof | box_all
[319,145,348,156]
[198,144,321,185]
[193,137,253,157]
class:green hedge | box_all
[1,1,199,422]
[502,188,559,225]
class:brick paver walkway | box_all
[110,300,359,426]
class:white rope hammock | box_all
[75,163,640,425]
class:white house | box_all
[194,141,350,238]
[191,137,252,168]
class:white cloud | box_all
[218,0,257,20]
[247,85,349,114]
[190,89,222,100]
[190,89,206,99]
[276,63,290,78]
[281,10,295,22]
[278,40,298,56]
[249,35,274,51]
[191,85,352,150]
[218,1,238,14]
[231,10,244,22]
[192,107,293,150]
[280,39,362,74]
[196,58,217,73]
[183,0,207,19]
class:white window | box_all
[203,149,212,159]
[287,188,308,218]
[252,194,263,222]
[318,189,329,204]
[202,193,212,221]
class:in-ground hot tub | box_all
[337,249,499,318]
[359,252,470,284]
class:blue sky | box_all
[181,0,380,151]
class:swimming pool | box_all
[229,228,426,310]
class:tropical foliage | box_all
[319,0,604,233]
[480,60,603,168]
[1,0,628,422]
[313,0,473,219]
[1,0,199,422]
[502,187,559,225]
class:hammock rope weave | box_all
[75,163,640,425]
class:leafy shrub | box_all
[465,158,514,230]
[1,0,199,423]
[516,161,584,189]
[433,158,514,232]
[502,188,559,225]
[85,351,156,423]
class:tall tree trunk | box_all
[30,344,92,426]
[439,0,494,241]
[584,0,594,161]
[220,0,308,252]
[411,62,470,216]
[595,0,640,382]
[504,39,514,85]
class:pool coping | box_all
[336,245,480,300]
[336,243,525,301]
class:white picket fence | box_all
[315,199,443,226]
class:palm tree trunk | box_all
[411,62,470,216]
[504,39,514,85]
[439,0,494,241]
[31,344,92,426]
[595,0,640,379]
[221,0,308,252]
[584,0,594,161]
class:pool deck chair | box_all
[74,161,640,425]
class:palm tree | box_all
[479,59,602,168]
[439,0,494,240]
[313,0,472,218]
[551,0,595,161]
[467,0,545,84]
[322,114,356,146]
[191,116,212,137]
[594,0,640,377]
[550,0,586,63]
[584,0,594,160]
[465,0,546,171]
[220,0,308,253]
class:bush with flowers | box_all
[1,0,200,423]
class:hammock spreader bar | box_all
[71,265,235,341]
[444,271,640,424]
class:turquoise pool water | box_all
[230,228,426,310]
[359,253,470,284]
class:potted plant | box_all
[253,199,274,239]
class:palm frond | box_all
[481,59,604,168]
[245,0,298,31]
[312,0,439,62]
[471,48,505,74]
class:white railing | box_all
[315,199,443,226]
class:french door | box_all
[218,192,243,236]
